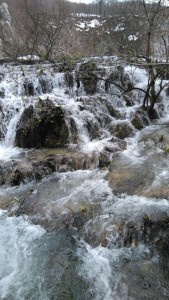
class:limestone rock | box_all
[79,62,98,95]
[15,99,70,148]
[131,109,150,130]
[109,121,134,139]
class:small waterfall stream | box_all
[0,58,169,299]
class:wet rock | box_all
[148,108,159,120]
[11,168,24,186]
[15,99,70,148]
[99,151,112,168]
[123,220,139,247]
[64,72,74,88]
[79,62,98,95]
[108,136,127,150]
[105,68,123,92]
[23,80,35,96]
[122,214,169,255]
[131,109,150,130]
[105,67,133,91]
[109,121,134,139]
[86,120,100,139]
[106,102,122,119]
[99,138,127,168]
[0,87,5,98]
[0,73,4,82]
[106,161,154,195]
[123,95,134,107]
[0,149,98,186]
[68,117,78,144]
[140,186,169,200]
[39,77,53,93]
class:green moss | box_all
[131,117,143,130]
[163,146,169,154]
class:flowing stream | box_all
[0,59,169,299]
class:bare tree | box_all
[108,0,169,116]
[0,0,69,60]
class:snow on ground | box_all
[17,55,40,61]
[128,34,138,41]
[76,18,103,31]
[114,23,124,32]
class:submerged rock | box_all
[122,214,169,255]
[15,99,70,148]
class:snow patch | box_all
[128,35,138,41]
[114,24,124,32]
[17,55,40,61]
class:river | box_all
[0,58,169,299]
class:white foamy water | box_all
[0,60,168,299]
[0,145,22,160]
[0,210,45,300]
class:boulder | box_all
[15,98,70,148]
[106,102,122,119]
[79,62,98,95]
[131,109,150,130]
[109,121,134,139]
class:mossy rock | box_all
[131,109,150,130]
[15,99,70,148]
[123,95,134,107]
[131,117,143,130]
[106,102,122,119]
[109,122,134,139]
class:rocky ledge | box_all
[0,148,98,186]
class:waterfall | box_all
[0,58,169,299]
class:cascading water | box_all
[0,58,169,299]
